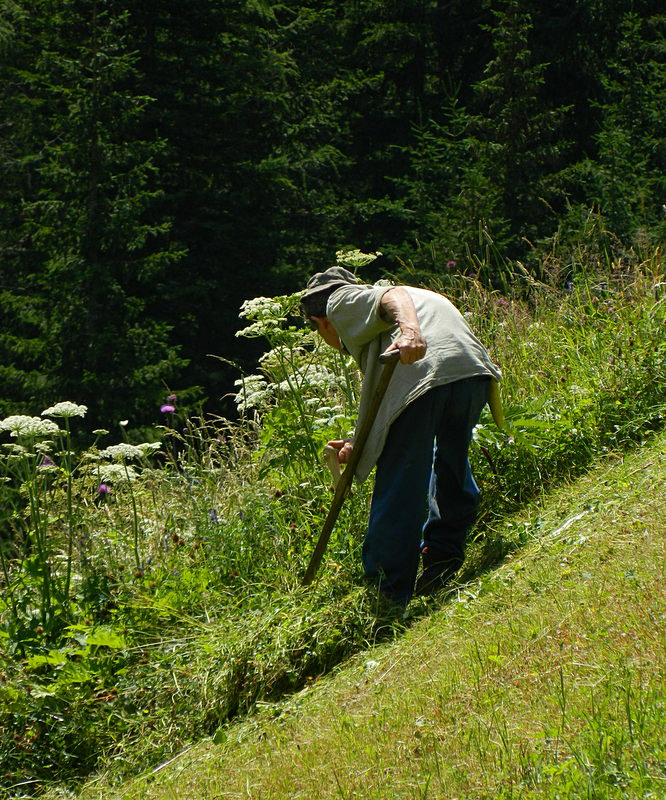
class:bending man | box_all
[300,266,501,607]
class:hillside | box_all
[69,430,666,800]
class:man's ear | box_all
[310,316,342,350]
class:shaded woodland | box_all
[1,0,664,426]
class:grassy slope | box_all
[74,432,666,800]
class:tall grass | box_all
[117,431,664,800]
[0,249,664,797]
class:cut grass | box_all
[69,432,666,800]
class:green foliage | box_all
[589,12,666,245]
[2,0,666,421]
[106,434,665,800]
[0,0,188,425]
[232,288,359,479]
[0,248,664,796]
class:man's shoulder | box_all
[405,285,453,306]
[327,282,386,310]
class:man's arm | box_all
[328,286,427,464]
[379,287,427,364]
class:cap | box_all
[303,266,359,297]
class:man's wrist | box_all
[399,322,420,339]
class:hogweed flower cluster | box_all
[234,374,272,413]
[230,259,372,470]
[234,363,345,414]
[277,363,343,392]
[335,248,382,268]
[312,405,347,430]
[97,463,139,484]
[41,402,87,418]
[1,400,163,499]
[98,442,160,461]
[0,415,60,438]
[236,293,300,340]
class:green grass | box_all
[71,429,666,800]
[1,252,664,797]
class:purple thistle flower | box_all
[38,456,55,469]
[447,260,456,268]
[160,404,175,414]
[98,483,112,495]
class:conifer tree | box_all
[0,0,186,425]
[388,0,566,272]
[591,12,666,246]
[0,1,47,415]
[470,0,570,256]
[126,0,303,402]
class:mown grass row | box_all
[0,253,664,798]
[93,428,665,800]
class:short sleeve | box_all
[326,284,394,364]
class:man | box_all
[300,266,501,607]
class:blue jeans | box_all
[363,377,490,605]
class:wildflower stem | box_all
[62,417,75,611]
[125,465,142,570]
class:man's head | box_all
[300,266,359,349]
[300,266,359,320]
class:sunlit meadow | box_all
[0,248,664,797]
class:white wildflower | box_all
[277,364,340,395]
[99,443,145,460]
[234,375,272,412]
[336,249,382,268]
[41,402,87,418]
[236,293,302,338]
[2,443,29,456]
[313,406,347,430]
[259,345,303,366]
[235,318,282,338]
[97,463,138,484]
[93,429,109,436]
[238,296,285,320]
[33,441,55,454]
[0,415,60,438]
[136,442,161,455]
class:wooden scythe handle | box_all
[302,349,400,586]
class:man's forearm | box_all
[380,287,420,334]
[380,287,427,363]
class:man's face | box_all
[310,316,343,350]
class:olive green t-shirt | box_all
[327,283,501,482]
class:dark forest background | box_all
[1,0,664,428]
